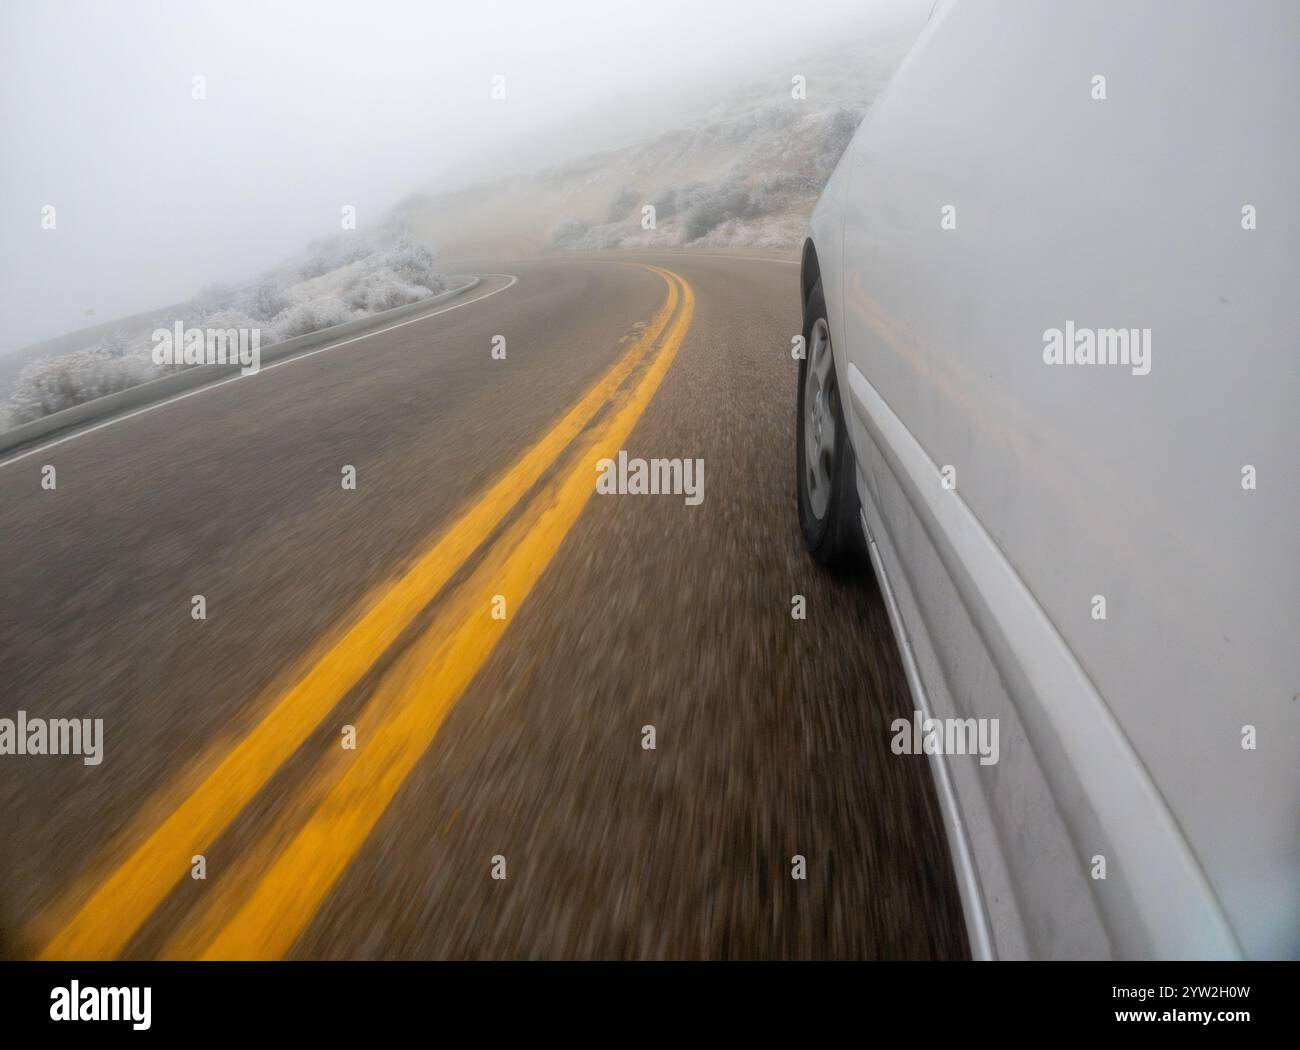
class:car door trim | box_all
[862,508,998,960]
[846,361,1240,959]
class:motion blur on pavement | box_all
[1,0,969,960]
[2,0,1295,973]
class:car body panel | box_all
[808,0,1300,958]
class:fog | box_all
[0,0,924,353]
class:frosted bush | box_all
[714,104,798,146]
[8,341,158,424]
[299,237,371,279]
[239,280,290,323]
[607,187,641,222]
[271,297,357,340]
[551,218,592,248]
[193,308,274,350]
[549,218,634,250]
[380,236,445,293]
[344,268,431,313]
[94,330,133,358]
[650,188,679,220]
[682,185,757,241]
[4,227,448,427]
[759,171,819,195]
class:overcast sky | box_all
[0,0,921,352]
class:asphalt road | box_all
[0,252,967,960]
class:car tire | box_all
[796,280,863,567]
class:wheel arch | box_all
[800,238,821,308]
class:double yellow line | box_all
[35,264,695,960]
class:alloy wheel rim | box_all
[803,317,835,520]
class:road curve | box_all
[0,253,967,960]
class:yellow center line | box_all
[35,265,682,960]
[162,361,643,959]
[161,295,681,958]
[193,270,695,959]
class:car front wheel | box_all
[796,280,863,567]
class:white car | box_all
[797,0,1298,959]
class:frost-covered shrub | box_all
[682,185,757,241]
[271,297,356,340]
[328,236,445,312]
[380,236,445,293]
[649,188,679,220]
[344,268,431,313]
[239,280,290,323]
[758,171,819,196]
[549,217,634,250]
[696,103,799,148]
[607,187,641,222]
[591,223,633,248]
[7,341,157,424]
[94,330,133,358]
[3,227,449,428]
[193,308,274,352]
[551,218,592,248]
[299,237,371,279]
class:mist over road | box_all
[0,253,965,960]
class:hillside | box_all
[395,36,912,258]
